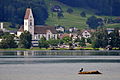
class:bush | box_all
[80,11,86,17]
[66,8,73,14]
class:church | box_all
[17,8,58,41]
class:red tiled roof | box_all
[24,8,31,19]
[58,33,70,39]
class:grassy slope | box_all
[45,0,120,29]
[1,0,120,30]
[45,0,94,29]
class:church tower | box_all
[24,8,34,39]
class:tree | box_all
[48,39,59,49]
[66,8,73,14]
[87,38,92,44]
[109,29,120,49]
[79,37,86,47]
[93,30,108,48]
[0,33,17,49]
[19,31,32,49]
[80,11,86,17]
[62,36,72,45]
[0,0,48,25]
[39,41,49,49]
[38,37,49,49]
[86,16,103,29]
[57,12,64,19]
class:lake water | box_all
[0,50,120,80]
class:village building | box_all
[68,27,78,33]
[106,28,115,34]
[81,30,92,39]
[55,26,65,33]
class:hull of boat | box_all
[78,71,102,74]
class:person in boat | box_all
[79,68,83,72]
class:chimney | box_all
[0,22,3,29]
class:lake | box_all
[0,50,120,80]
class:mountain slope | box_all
[45,0,94,29]
[45,0,120,29]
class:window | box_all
[25,22,27,26]
[30,21,32,26]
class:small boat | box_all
[78,71,102,74]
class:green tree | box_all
[109,29,120,49]
[86,16,103,29]
[93,30,108,48]
[79,37,86,47]
[19,31,32,49]
[80,11,86,17]
[62,36,72,45]
[38,37,49,49]
[66,8,73,14]
[48,39,59,49]
[0,33,17,49]
[57,12,64,19]
[0,0,48,25]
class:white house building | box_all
[81,30,91,38]
[17,8,58,40]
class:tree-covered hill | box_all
[0,0,48,25]
[58,0,120,16]
[1,0,120,29]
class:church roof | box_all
[24,8,31,19]
[18,25,57,34]
[18,25,24,32]
[34,25,57,34]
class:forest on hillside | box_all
[1,0,120,27]
[58,0,120,16]
[0,0,48,25]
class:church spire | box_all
[24,8,34,39]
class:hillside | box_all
[45,0,120,29]
[1,0,120,30]
[45,0,93,29]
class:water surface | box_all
[0,50,120,80]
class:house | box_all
[106,28,115,34]
[0,22,16,34]
[81,30,91,38]
[55,26,65,32]
[68,27,78,32]
[17,8,58,41]
[0,23,3,30]
[58,33,70,39]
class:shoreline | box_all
[0,47,119,51]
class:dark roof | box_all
[18,25,24,32]
[18,25,57,34]
[34,25,57,34]
[24,8,31,19]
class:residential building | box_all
[81,30,91,38]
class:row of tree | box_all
[0,31,32,49]
[93,28,120,49]
[0,29,120,49]
[38,36,91,49]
